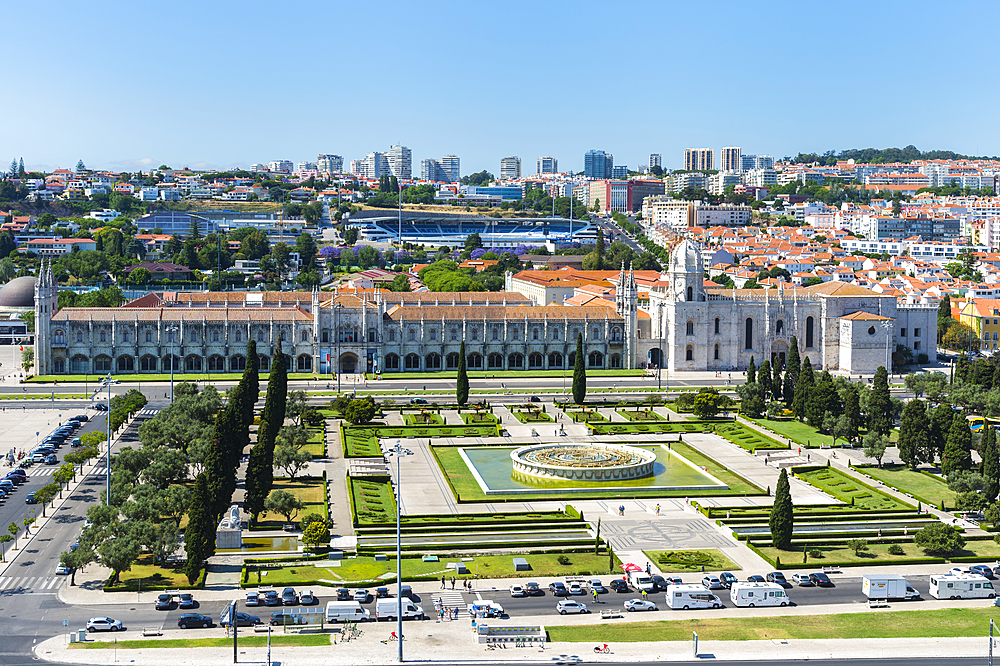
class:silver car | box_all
[87,617,123,632]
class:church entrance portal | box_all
[770,340,789,369]
[339,353,358,374]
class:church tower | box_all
[33,259,57,375]
[615,262,638,368]
[667,239,704,304]
[666,238,707,372]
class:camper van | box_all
[325,601,370,623]
[375,598,425,621]
[729,582,789,607]
[664,584,722,610]
[929,574,996,600]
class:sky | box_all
[5,0,1000,176]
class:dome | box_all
[0,276,36,308]
[669,239,702,274]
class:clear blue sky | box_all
[6,0,999,175]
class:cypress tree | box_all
[930,403,955,464]
[204,407,237,520]
[769,468,794,550]
[456,341,469,406]
[572,332,586,405]
[842,386,861,446]
[184,473,214,584]
[242,339,259,427]
[898,398,929,469]
[782,367,795,407]
[786,336,801,386]
[792,357,814,421]
[758,359,772,399]
[747,356,756,384]
[245,341,289,520]
[942,413,973,475]
[981,425,1000,501]
[868,366,892,435]
[771,358,783,401]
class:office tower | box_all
[649,154,662,169]
[439,155,460,183]
[500,156,521,180]
[611,165,629,179]
[349,159,364,175]
[268,160,293,173]
[683,149,714,171]
[537,156,558,174]
[387,145,412,180]
[721,147,742,172]
[316,154,343,173]
[584,150,613,179]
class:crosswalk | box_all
[432,590,468,616]
[24,467,55,477]
[0,575,66,591]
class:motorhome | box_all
[664,584,722,610]
[375,598,425,621]
[929,574,995,600]
[729,582,789,607]
[325,601,370,623]
[862,575,919,600]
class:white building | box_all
[743,168,777,188]
[387,145,412,180]
[708,171,742,195]
[537,156,558,174]
[649,154,661,169]
[500,156,521,180]
[317,154,344,173]
[439,155,460,183]
[268,160,293,174]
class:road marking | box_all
[0,576,10,589]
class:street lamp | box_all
[105,372,112,505]
[166,324,179,403]
[334,303,344,393]
[382,439,413,663]
[882,320,893,374]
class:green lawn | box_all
[546,607,1000,642]
[303,427,325,457]
[795,468,911,510]
[375,369,646,379]
[755,537,1000,567]
[72,635,330,649]
[642,549,741,572]
[670,441,764,496]
[511,409,553,423]
[587,422,710,435]
[616,409,664,422]
[855,465,955,509]
[28,372,320,384]
[568,410,608,423]
[103,554,202,592]
[714,422,788,452]
[0,393,90,400]
[245,552,617,587]
[402,412,445,426]
[750,417,833,448]
[460,411,498,424]
[254,477,326,530]
[350,478,396,525]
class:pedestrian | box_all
[903,527,908,537]
[877,528,882,538]
[646,562,651,575]
[641,589,647,600]
[807,453,811,462]
[655,503,661,516]
[797,447,801,455]
[441,575,445,589]
[451,576,456,589]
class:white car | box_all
[702,575,723,590]
[624,598,658,612]
[791,573,814,586]
[556,600,589,615]
[509,584,526,597]
[949,567,972,576]
[55,566,71,576]
[87,617,123,632]
[568,581,585,595]
[245,592,259,606]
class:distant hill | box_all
[791,145,999,166]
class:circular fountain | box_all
[510,443,656,482]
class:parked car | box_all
[337,588,352,601]
[155,594,173,610]
[375,587,389,599]
[528,396,540,402]
[269,612,308,626]
[220,611,260,628]
[609,579,630,593]
[720,572,738,588]
[263,591,280,606]
[556,600,589,614]
[70,415,89,423]
[177,613,212,629]
[808,572,833,587]
[588,579,606,594]
[548,581,569,596]
[663,576,684,586]
[410,398,427,404]
[509,585,526,597]
[178,594,196,609]
[568,581,585,595]
[281,587,298,605]
[650,575,668,591]
[295,590,315,605]
[624,598,658,612]
[766,572,787,585]
[245,592,260,606]
[747,575,766,583]
[353,589,370,603]
[44,454,57,465]
[792,573,814,586]
[400,585,413,599]
[971,565,996,579]
[86,617,123,632]
[55,566,71,575]
[93,403,109,411]
[525,582,542,596]
[702,575,724,589]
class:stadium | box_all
[348,216,595,248]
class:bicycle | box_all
[594,644,612,654]
[381,632,404,644]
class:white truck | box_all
[929,574,996,600]
[325,601,370,623]
[467,600,504,618]
[375,598,425,621]
[665,584,722,610]
[729,582,789,607]
[862,575,919,601]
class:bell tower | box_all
[33,259,57,375]
[615,262,638,369]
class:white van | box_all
[630,574,655,593]
[375,598,425,621]
[929,574,996,600]
[665,584,722,610]
[325,601,370,623]
[730,582,789,607]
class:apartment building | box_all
[500,156,521,180]
[683,148,714,171]
[649,154,661,169]
[316,154,344,173]
[720,147,742,172]
[708,171,742,195]
[584,150,613,179]
[387,146,412,180]
[589,180,665,213]
[667,171,707,194]
[642,197,751,230]
[537,156,558,174]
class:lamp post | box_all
[882,320,893,374]
[383,439,412,662]
[105,372,112,505]
[166,324,179,403]
[334,303,344,393]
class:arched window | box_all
[429,328,437,341]
[806,316,815,348]
[687,286,693,302]
[714,343,720,360]
[508,353,523,369]
[745,318,753,350]
[235,330,242,343]
[297,354,312,371]
[404,353,420,369]
[467,352,483,369]
[53,359,65,373]
[190,329,198,343]
[257,331,265,342]
[99,330,106,343]
[185,355,202,372]
[528,352,543,369]
[94,355,111,373]
[300,330,309,342]
[280,330,286,342]
[611,327,621,341]
[512,327,519,341]
[776,320,784,337]
[686,320,695,336]
[552,329,560,341]
[146,330,152,343]
[123,329,129,343]
[609,353,622,369]
[450,328,458,341]
[368,328,377,343]
[213,330,220,342]
[446,352,460,369]
[408,328,416,342]
[426,353,441,369]
[208,355,225,372]
[384,353,400,370]
[258,355,270,371]
[54,330,65,344]
[230,355,246,371]
[588,351,604,368]
[76,331,83,343]
[117,355,134,372]
[686,346,694,361]
[162,355,179,371]
[532,328,539,341]
[548,352,563,368]
[471,328,479,341]
[592,327,600,340]
[714,318,720,335]
[139,355,157,372]
[492,327,500,341]
[70,355,88,373]
[388,329,396,342]
[487,352,503,369]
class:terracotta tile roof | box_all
[840,310,892,321]
[802,281,882,297]
[387,304,622,321]
[52,307,313,323]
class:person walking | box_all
[655,503,661,516]
[451,576,456,590]
[441,575,445,589]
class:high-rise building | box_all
[537,156,558,174]
[499,156,521,180]
[584,150,613,179]
[316,154,344,173]
[268,160,293,174]
[387,145,412,180]
[349,159,364,175]
[720,147,742,172]
[295,162,317,172]
[649,154,662,169]
[611,165,629,179]
[439,155,460,183]
[420,158,439,182]
[683,149,714,171]
[361,152,390,179]
[741,154,774,171]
